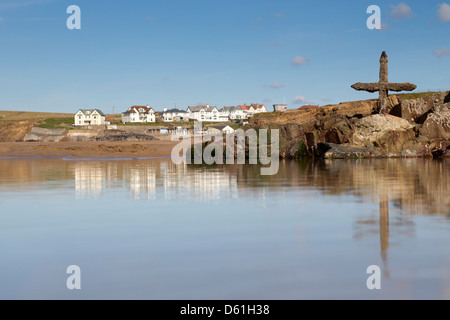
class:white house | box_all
[74,109,106,126]
[221,106,245,120]
[122,105,155,123]
[208,125,236,135]
[251,104,268,114]
[162,108,188,122]
[187,105,229,122]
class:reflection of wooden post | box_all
[379,192,390,277]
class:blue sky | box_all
[0,0,449,113]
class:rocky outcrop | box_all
[95,132,157,141]
[23,127,67,142]
[420,103,450,140]
[251,91,450,159]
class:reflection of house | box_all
[75,162,108,198]
[74,109,106,126]
[162,108,188,122]
[187,105,228,122]
[122,105,155,123]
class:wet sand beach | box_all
[0,140,179,159]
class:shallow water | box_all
[0,158,449,299]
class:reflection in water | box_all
[0,157,449,298]
[1,158,448,215]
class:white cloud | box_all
[252,17,263,24]
[292,56,309,65]
[390,3,415,19]
[266,83,284,89]
[437,3,450,22]
[0,17,4,22]
[434,48,450,57]
[292,95,306,104]
[146,17,155,22]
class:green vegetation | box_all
[229,124,240,130]
[37,117,74,129]
[396,91,441,101]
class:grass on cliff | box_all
[37,117,74,129]
[395,91,442,101]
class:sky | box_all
[0,0,449,113]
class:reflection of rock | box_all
[313,143,381,159]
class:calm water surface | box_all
[0,158,449,299]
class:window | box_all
[78,115,81,119]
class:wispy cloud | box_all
[292,95,306,104]
[433,48,450,57]
[146,16,155,22]
[379,23,391,31]
[0,0,54,10]
[437,3,450,22]
[264,83,284,89]
[271,13,284,18]
[390,3,415,19]
[292,56,309,66]
[263,98,272,103]
[252,17,263,24]
[264,41,283,48]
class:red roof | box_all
[238,105,250,110]
[123,105,154,114]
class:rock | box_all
[394,91,450,124]
[23,127,67,142]
[352,114,414,150]
[313,143,381,159]
[95,133,157,141]
[288,140,309,158]
[420,103,450,140]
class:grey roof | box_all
[211,126,226,130]
[164,108,186,114]
[78,109,105,116]
[221,106,235,111]
[188,105,217,112]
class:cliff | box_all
[251,92,450,159]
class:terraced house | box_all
[162,108,188,122]
[122,105,156,123]
[74,109,106,126]
[186,105,229,122]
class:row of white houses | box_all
[74,104,268,126]
[161,104,268,123]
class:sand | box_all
[0,140,179,159]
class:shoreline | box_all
[0,140,178,159]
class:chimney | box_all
[163,107,167,112]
